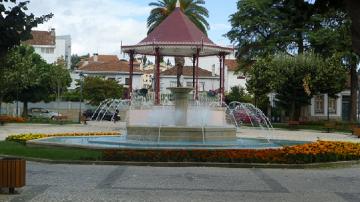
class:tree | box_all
[148,0,209,86]
[225,86,252,104]
[226,0,315,73]
[70,54,90,70]
[147,0,209,35]
[246,59,272,107]
[3,46,71,117]
[81,77,125,106]
[0,0,52,59]
[247,53,347,121]
[227,0,358,121]
[70,54,81,70]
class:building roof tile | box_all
[79,61,142,73]
[161,66,214,77]
[140,8,214,45]
[23,30,55,46]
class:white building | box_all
[300,91,351,121]
[23,29,71,69]
[184,53,247,92]
[224,59,247,91]
[160,66,219,93]
[140,62,170,89]
[77,54,143,90]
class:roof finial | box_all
[176,0,180,8]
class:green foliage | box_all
[226,0,352,72]
[0,141,102,161]
[2,45,71,116]
[81,77,125,106]
[147,0,209,35]
[225,86,252,104]
[227,0,313,72]
[60,91,81,102]
[71,54,89,70]
[0,0,53,58]
[247,53,347,120]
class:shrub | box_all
[102,141,360,164]
[6,132,119,144]
[0,116,26,124]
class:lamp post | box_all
[78,72,84,123]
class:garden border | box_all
[1,154,359,169]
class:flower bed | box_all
[0,116,26,125]
[6,132,119,144]
[102,141,360,164]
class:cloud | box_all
[27,0,150,55]
[24,0,232,55]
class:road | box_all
[1,162,360,202]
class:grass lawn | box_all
[0,141,102,161]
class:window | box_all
[315,95,324,114]
[125,78,129,85]
[329,97,337,114]
[41,47,54,54]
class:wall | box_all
[57,35,71,69]
[81,72,143,90]
[160,76,220,93]
[1,101,94,122]
[226,70,247,92]
[33,45,57,64]
[307,92,348,120]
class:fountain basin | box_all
[126,125,237,142]
[27,135,309,149]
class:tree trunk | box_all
[297,32,304,54]
[0,97,2,115]
[290,101,296,121]
[22,101,28,118]
[175,57,185,87]
[345,0,360,56]
[350,60,358,122]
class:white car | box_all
[28,108,62,120]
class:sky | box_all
[25,0,238,56]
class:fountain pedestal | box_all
[168,87,193,126]
[126,87,237,142]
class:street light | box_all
[78,72,84,123]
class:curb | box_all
[1,154,360,169]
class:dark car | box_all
[82,109,120,121]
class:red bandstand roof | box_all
[122,8,233,57]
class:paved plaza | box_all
[0,162,360,202]
[1,123,360,201]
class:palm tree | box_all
[147,0,210,87]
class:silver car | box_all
[28,108,62,120]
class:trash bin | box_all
[0,158,26,194]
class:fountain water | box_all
[127,87,237,142]
[30,89,308,149]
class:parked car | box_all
[232,109,262,124]
[82,109,120,121]
[28,108,62,120]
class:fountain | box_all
[27,6,309,150]
[127,87,237,142]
